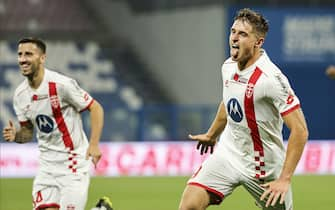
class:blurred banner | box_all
[1,140,334,177]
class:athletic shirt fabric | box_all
[13,69,94,175]
[216,50,301,179]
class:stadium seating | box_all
[0,0,97,33]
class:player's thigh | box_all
[184,154,239,206]
[179,184,210,210]
[33,173,61,210]
[243,179,293,210]
[59,173,90,210]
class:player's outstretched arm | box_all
[2,120,34,143]
[260,108,308,207]
[189,101,227,155]
[86,100,104,168]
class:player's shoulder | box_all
[45,68,74,85]
[221,57,236,73]
[14,79,29,98]
[257,53,292,91]
[257,51,285,80]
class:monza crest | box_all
[245,83,255,98]
[50,95,60,108]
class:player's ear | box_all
[255,37,264,49]
[40,54,46,64]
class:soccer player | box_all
[2,37,104,210]
[179,8,308,210]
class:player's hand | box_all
[2,120,16,142]
[86,144,102,169]
[260,177,290,208]
[188,134,217,155]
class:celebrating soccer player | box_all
[2,37,104,210]
[179,8,308,210]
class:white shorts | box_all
[187,154,293,210]
[32,171,90,210]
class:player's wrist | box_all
[205,132,214,139]
[89,141,100,147]
[279,174,292,182]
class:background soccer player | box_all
[2,37,104,210]
[325,65,335,79]
[179,8,308,210]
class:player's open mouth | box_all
[231,44,239,59]
[20,63,30,69]
[20,64,32,72]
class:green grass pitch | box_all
[0,175,334,210]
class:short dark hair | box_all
[234,8,269,38]
[18,37,46,54]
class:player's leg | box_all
[179,184,211,210]
[242,179,293,210]
[58,172,90,210]
[179,154,238,210]
[32,172,61,210]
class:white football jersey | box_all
[216,50,300,180]
[13,69,94,174]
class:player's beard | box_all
[231,46,254,70]
[20,61,40,80]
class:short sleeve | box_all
[62,79,94,112]
[266,72,300,117]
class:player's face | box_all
[229,20,262,68]
[17,43,45,78]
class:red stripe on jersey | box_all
[244,68,263,151]
[19,121,30,126]
[48,82,74,150]
[281,104,300,116]
[244,67,265,178]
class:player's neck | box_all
[238,50,261,71]
[28,67,45,89]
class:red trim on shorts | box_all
[80,99,94,113]
[281,104,300,116]
[48,82,74,150]
[36,203,60,210]
[188,182,224,204]
[244,67,266,178]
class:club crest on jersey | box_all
[50,95,60,108]
[36,114,54,133]
[227,98,243,122]
[245,83,255,98]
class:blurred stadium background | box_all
[0,0,334,209]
